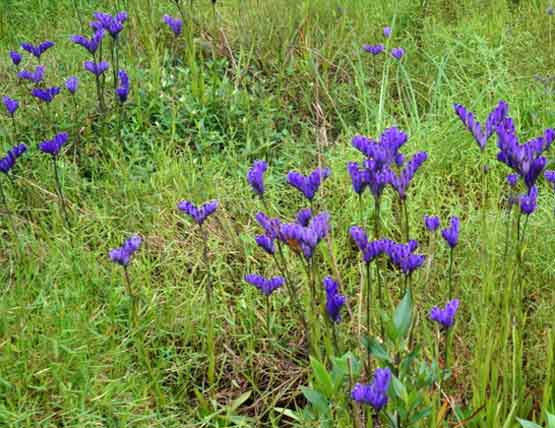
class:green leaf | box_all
[546,412,555,428]
[302,387,330,415]
[516,418,543,428]
[229,391,252,411]
[393,289,413,339]
[330,356,348,392]
[274,407,301,422]
[310,357,334,398]
[392,376,409,404]
[363,337,392,363]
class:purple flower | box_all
[31,86,60,103]
[163,15,183,37]
[545,170,555,187]
[296,208,312,227]
[351,368,391,411]
[39,132,69,156]
[3,96,19,116]
[255,235,275,255]
[93,11,127,38]
[423,215,440,232]
[0,144,27,174]
[20,41,54,59]
[384,239,425,275]
[84,60,110,77]
[109,235,142,267]
[287,167,330,200]
[71,30,105,54]
[389,151,427,200]
[177,200,219,225]
[323,277,346,323]
[347,162,369,195]
[454,101,510,151]
[363,44,385,55]
[349,226,386,264]
[507,173,519,188]
[280,212,330,259]
[115,69,129,103]
[430,299,460,329]
[391,47,405,60]
[441,216,460,249]
[383,26,392,38]
[352,128,407,168]
[65,76,79,95]
[244,274,284,296]
[17,65,45,84]
[9,50,22,66]
[247,160,267,196]
[519,186,538,215]
[255,212,282,240]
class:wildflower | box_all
[163,15,183,37]
[351,368,391,411]
[31,87,61,103]
[2,96,19,116]
[84,60,110,76]
[545,170,555,187]
[255,212,282,240]
[109,235,143,267]
[244,274,284,296]
[349,226,385,264]
[430,299,460,329]
[389,151,428,200]
[9,50,22,65]
[247,160,267,197]
[423,215,440,232]
[287,167,331,201]
[255,235,275,255]
[453,100,508,152]
[115,70,129,103]
[17,65,45,84]
[92,11,127,38]
[39,132,68,156]
[441,216,460,249]
[296,208,312,227]
[0,144,27,173]
[177,200,219,225]
[383,26,392,38]
[352,128,407,167]
[507,173,519,188]
[71,30,105,54]
[20,41,54,59]
[384,239,425,275]
[391,47,405,60]
[347,162,369,195]
[519,186,538,215]
[65,76,79,95]
[323,277,346,323]
[363,44,385,55]
[280,212,330,259]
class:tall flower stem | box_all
[402,198,410,242]
[365,262,372,371]
[265,295,271,335]
[201,225,216,388]
[95,73,106,113]
[52,157,71,229]
[447,247,454,300]
[373,196,384,339]
[332,322,339,356]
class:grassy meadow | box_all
[1,0,555,426]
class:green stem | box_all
[402,198,409,242]
[266,295,271,335]
[52,157,71,229]
[366,262,372,371]
[201,225,216,388]
[0,177,20,255]
[448,247,453,300]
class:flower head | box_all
[177,200,219,225]
[545,170,555,187]
[363,44,385,55]
[296,208,312,227]
[383,26,392,38]
[92,11,127,38]
[244,274,284,296]
[163,15,183,37]
[384,239,425,275]
[519,186,538,215]
[287,167,330,200]
[280,212,330,259]
[349,226,386,264]
[71,30,105,54]
[391,47,405,60]
[39,132,68,156]
[65,76,79,95]
[255,235,275,255]
[109,235,142,267]
[323,277,346,323]
[247,160,268,197]
[256,212,282,240]
[9,50,22,66]
[423,215,440,232]
[351,368,391,411]
[31,86,60,103]
[3,96,19,116]
[347,162,369,195]
[84,60,110,76]
[507,173,519,188]
[389,151,427,200]
[0,144,27,174]
[430,299,460,329]
[17,65,45,84]
[20,41,54,59]
[454,101,509,151]
[441,216,460,249]
[115,69,129,103]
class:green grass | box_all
[1,0,555,426]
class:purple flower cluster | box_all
[21,41,55,59]
[31,86,61,103]
[84,60,110,77]
[18,65,45,84]
[3,96,19,116]
[116,70,130,103]
[71,30,105,54]
[287,167,330,200]
[109,235,142,267]
[430,299,460,329]
[389,151,428,200]
[441,216,460,248]
[92,11,128,38]
[423,215,440,232]
[362,26,404,60]
[65,76,79,95]
[9,50,22,66]
[244,274,284,296]
[0,144,27,173]
[323,277,346,323]
[349,226,386,264]
[177,200,219,225]
[351,367,392,411]
[247,160,268,197]
[453,100,508,152]
[39,132,69,157]
[163,15,183,37]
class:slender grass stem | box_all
[201,225,215,388]
[0,177,20,256]
[266,295,271,335]
[52,157,71,229]
[447,247,453,300]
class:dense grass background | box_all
[1,0,555,426]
